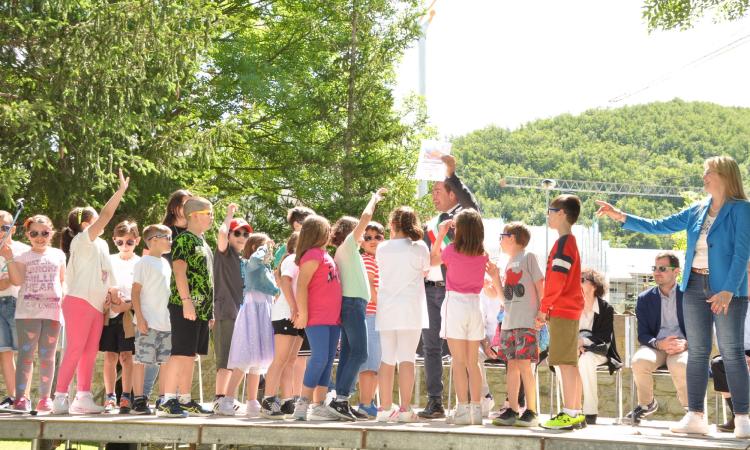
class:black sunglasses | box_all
[500,233,512,239]
[147,234,172,242]
[29,230,51,238]
[548,207,561,213]
[232,230,250,238]
[652,265,676,273]
[114,239,136,246]
[363,235,384,242]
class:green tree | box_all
[643,0,749,30]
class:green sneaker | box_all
[541,412,585,430]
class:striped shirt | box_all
[362,253,379,315]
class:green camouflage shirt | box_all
[169,231,214,321]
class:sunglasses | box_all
[652,265,676,273]
[191,210,213,217]
[114,239,136,246]
[363,235,384,242]
[148,234,172,242]
[581,276,593,284]
[0,225,11,232]
[548,207,561,213]
[500,233,512,239]
[232,230,250,238]
[29,230,51,238]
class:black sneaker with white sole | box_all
[130,396,151,415]
[156,398,187,418]
[624,399,658,424]
[349,404,369,421]
[260,396,285,420]
[326,399,356,422]
[281,398,296,416]
[180,399,212,417]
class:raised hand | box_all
[441,154,456,176]
[595,200,625,222]
[117,168,130,192]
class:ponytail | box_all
[61,206,96,255]
[389,206,423,242]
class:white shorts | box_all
[379,329,421,365]
[440,291,485,341]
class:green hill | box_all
[451,99,750,249]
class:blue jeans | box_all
[143,364,159,399]
[335,297,368,397]
[0,296,17,352]
[303,325,341,389]
[683,273,749,413]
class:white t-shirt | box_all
[272,254,299,321]
[132,255,172,332]
[64,231,117,312]
[0,240,31,298]
[693,214,715,269]
[15,247,67,321]
[109,254,140,318]
[480,290,501,340]
[375,238,430,331]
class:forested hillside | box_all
[452,100,750,249]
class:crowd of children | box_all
[0,170,595,431]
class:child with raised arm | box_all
[157,197,215,418]
[52,169,129,415]
[1,215,65,413]
[490,222,543,427]
[327,188,386,421]
[430,209,489,425]
[538,194,586,430]
[130,225,173,415]
[101,220,141,413]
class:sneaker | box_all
[260,397,285,420]
[0,396,14,409]
[470,403,483,425]
[492,408,518,426]
[212,397,222,413]
[245,399,261,418]
[453,404,472,425]
[70,392,105,414]
[541,412,585,430]
[514,409,538,427]
[327,399,356,421]
[156,398,187,418]
[293,398,310,421]
[585,414,597,425]
[350,404,369,421]
[130,397,151,415]
[36,397,53,413]
[51,393,69,415]
[281,398,296,416]
[155,396,164,410]
[624,398,658,424]
[480,394,495,418]
[118,396,132,414]
[717,416,735,433]
[103,394,116,412]
[670,411,709,435]
[376,404,400,423]
[734,414,750,439]
[398,407,420,423]
[13,396,31,412]
[358,402,378,418]
[180,399,212,417]
[309,403,340,421]
[418,397,445,419]
[215,397,237,416]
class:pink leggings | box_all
[55,296,104,394]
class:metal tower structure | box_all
[499,176,702,198]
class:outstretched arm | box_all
[351,188,387,243]
[217,203,238,253]
[87,169,129,241]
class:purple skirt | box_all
[227,291,274,373]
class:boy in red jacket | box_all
[537,194,586,430]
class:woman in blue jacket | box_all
[596,156,750,438]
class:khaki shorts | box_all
[547,316,579,367]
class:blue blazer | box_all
[635,286,686,347]
[623,198,750,297]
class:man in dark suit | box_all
[625,251,688,423]
[417,154,480,419]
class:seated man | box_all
[625,251,688,423]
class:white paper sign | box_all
[415,140,452,181]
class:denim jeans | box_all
[683,273,749,413]
[422,284,450,399]
[303,325,341,389]
[335,297,368,397]
[0,296,17,352]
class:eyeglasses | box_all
[500,233,512,239]
[547,207,561,213]
[0,225,10,232]
[148,234,172,242]
[114,239,136,246]
[29,230,51,238]
[652,265,676,273]
[191,210,213,217]
[363,235,384,242]
[232,230,250,238]
[581,277,593,284]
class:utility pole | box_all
[417,1,437,198]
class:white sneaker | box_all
[309,403,339,421]
[470,403,483,425]
[293,398,310,421]
[735,414,750,438]
[70,392,104,414]
[453,404,471,425]
[325,390,336,406]
[52,393,69,415]
[377,404,400,423]
[398,408,420,423]
[480,394,495,418]
[216,397,236,416]
[670,411,709,434]
[245,399,261,418]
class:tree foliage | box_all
[643,0,750,30]
[452,99,750,249]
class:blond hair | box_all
[705,156,747,200]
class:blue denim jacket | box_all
[241,246,280,297]
[623,198,750,296]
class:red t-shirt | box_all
[362,253,379,315]
[300,248,342,326]
[540,234,584,320]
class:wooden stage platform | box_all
[0,413,748,450]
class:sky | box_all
[394,1,750,137]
